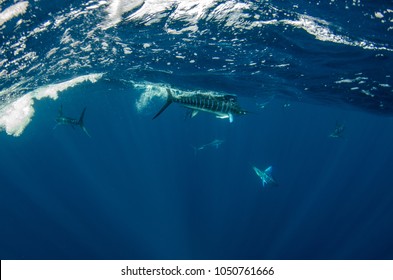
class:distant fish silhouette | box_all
[329,121,345,138]
[54,105,91,137]
[252,165,278,187]
[192,139,224,155]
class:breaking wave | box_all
[0,74,103,136]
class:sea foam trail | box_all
[102,0,144,30]
[0,1,29,26]
[134,83,168,113]
[0,73,103,137]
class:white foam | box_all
[46,47,59,58]
[86,1,107,11]
[33,74,103,100]
[0,94,34,137]
[104,0,391,51]
[0,73,104,137]
[207,1,251,29]
[277,14,393,52]
[53,14,67,28]
[282,15,349,44]
[375,12,384,19]
[361,89,374,97]
[134,83,168,112]
[102,0,144,30]
[60,28,73,44]
[335,76,368,84]
[164,0,218,33]
[124,0,174,26]
[0,1,29,26]
[103,0,221,32]
[145,1,391,51]
[30,20,52,36]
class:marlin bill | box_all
[152,89,247,122]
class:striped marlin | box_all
[252,165,278,187]
[54,105,91,137]
[152,89,247,122]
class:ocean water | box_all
[1,0,393,260]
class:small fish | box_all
[153,88,247,122]
[192,139,224,155]
[329,121,345,138]
[54,105,91,137]
[252,165,278,187]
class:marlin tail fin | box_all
[265,166,278,186]
[78,107,91,137]
[152,88,174,120]
[78,107,86,124]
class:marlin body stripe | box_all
[152,89,247,122]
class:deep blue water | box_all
[1,0,393,259]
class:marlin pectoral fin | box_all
[229,113,233,123]
[81,126,91,137]
[191,110,198,118]
[215,113,234,122]
[185,109,199,120]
